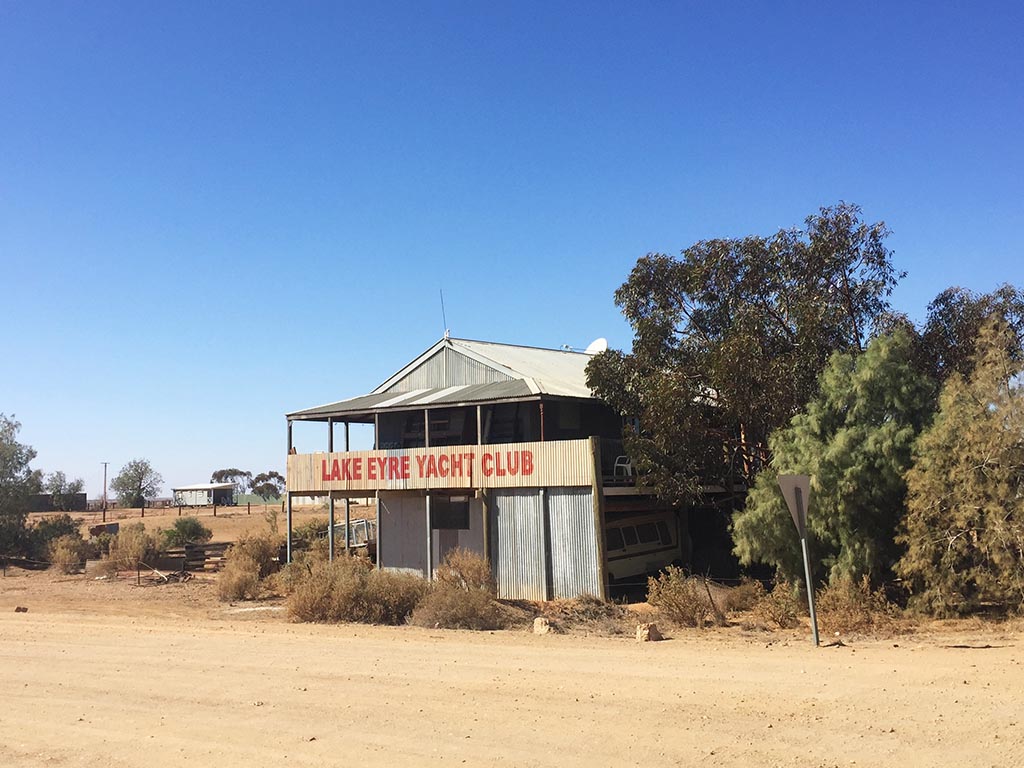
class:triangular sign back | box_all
[778,474,811,539]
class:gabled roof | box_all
[374,337,594,398]
[288,336,598,421]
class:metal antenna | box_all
[440,289,449,338]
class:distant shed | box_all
[172,483,236,507]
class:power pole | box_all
[101,462,109,523]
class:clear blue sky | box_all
[2,1,1022,497]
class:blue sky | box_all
[2,1,1022,496]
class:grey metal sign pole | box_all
[778,475,820,647]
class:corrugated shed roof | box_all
[171,483,236,491]
[288,337,600,421]
[288,380,538,420]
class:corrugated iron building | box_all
[285,335,683,600]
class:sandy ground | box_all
[1,569,1022,768]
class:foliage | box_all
[646,566,719,627]
[750,580,802,629]
[251,470,285,501]
[917,284,1024,384]
[285,556,428,624]
[43,471,85,511]
[28,513,82,559]
[587,203,902,505]
[49,534,89,574]
[815,576,900,635]
[102,523,160,573]
[896,317,1024,616]
[0,414,39,555]
[732,330,933,586]
[210,468,252,500]
[110,459,163,507]
[162,516,213,548]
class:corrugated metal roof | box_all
[289,337,599,421]
[171,483,236,491]
[374,337,594,398]
[288,380,537,420]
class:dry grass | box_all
[647,566,723,628]
[750,581,802,629]
[99,523,159,575]
[49,535,87,574]
[816,576,903,636]
[411,587,503,630]
[217,531,283,601]
[285,556,428,624]
[539,594,632,636]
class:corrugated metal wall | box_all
[385,348,513,392]
[378,492,427,575]
[547,487,602,599]
[492,489,547,600]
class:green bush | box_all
[162,516,213,548]
[286,556,427,624]
[647,566,717,628]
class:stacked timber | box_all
[165,542,232,572]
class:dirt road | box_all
[1,572,1020,767]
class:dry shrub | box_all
[49,534,87,574]
[219,554,262,601]
[722,577,766,613]
[231,532,282,579]
[100,523,159,574]
[647,566,718,628]
[816,576,900,635]
[751,580,802,629]
[217,532,283,602]
[434,548,495,592]
[286,556,427,624]
[540,594,631,636]
[411,586,503,630]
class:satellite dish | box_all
[584,337,608,354]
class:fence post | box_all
[213,504,217,517]
[137,563,141,586]
[141,499,145,518]
[178,505,182,517]
[247,502,251,515]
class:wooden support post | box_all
[213,504,217,517]
[247,502,251,515]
